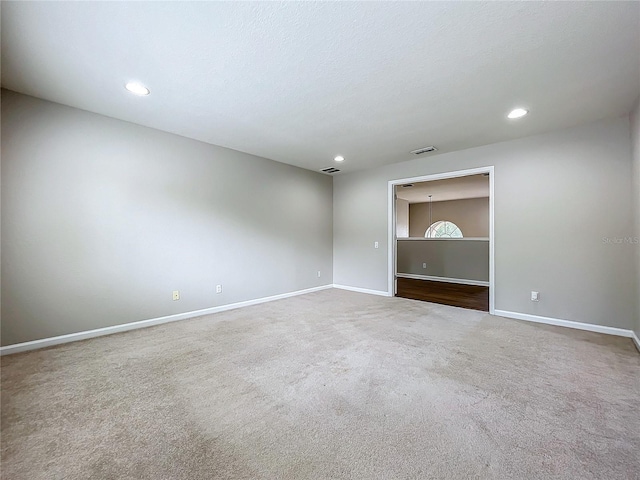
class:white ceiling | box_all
[396,175,489,204]
[2,2,639,174]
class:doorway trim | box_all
[387,166,495,314]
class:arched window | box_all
[425,220,463,238]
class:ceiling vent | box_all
[320,167,340,174]
[410,146,438,155]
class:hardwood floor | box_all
[396,277,489,312]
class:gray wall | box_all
[396,198,409,238]
[631,98,640,340]
[334,116,635,330]
[397,239,489,281]
[409,197,489,238]
[1,90,333,346]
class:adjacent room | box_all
[1,2,639,479]
[395,174,491,311]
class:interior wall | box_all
[1,90,334,346]
[334,116,635,330]
[409,197,489,237]
[397,239,489,281]
[396,198,409,238]
[630,98,640,339]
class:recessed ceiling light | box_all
[125,82,150,96]
[334,155,345,162]
[507,108,528,119]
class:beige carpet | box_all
[1,289,639,479]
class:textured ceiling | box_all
[396,175,489,204]
[2,1,639,173]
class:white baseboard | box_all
[332,284,391,297]
[4,288,635,356]
[632,331,640,353]
[0,284,333,356]
[396,273,489,287]
[494,309,634,339]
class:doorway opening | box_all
[387,167,495,313]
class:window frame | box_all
[425,220,464,238]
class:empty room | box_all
[1,2,639,479]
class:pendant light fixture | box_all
[428,195,433,237]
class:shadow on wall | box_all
[397,239,489,281]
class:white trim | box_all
[398,237,490,241]
[388,166,495,314]
[389,181,396,296]
[389,167,495,187]
[396,273,489,287]
[632,331,640,352]
[391,181,398,297]
[332,284,391,297]
[489,169,495,314]
[0,285,333,356]
[494,309,634,338]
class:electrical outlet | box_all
[172,290,180,301]
[422,263,427,269]
[374,241,379,249]
[216,284,222,294]
[531,291,539,302]
[317,271,321,277]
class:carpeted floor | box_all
[1,289,639,479]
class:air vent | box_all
[320,167,341,174]
[410,146,438,155]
